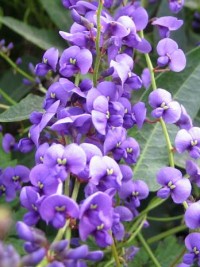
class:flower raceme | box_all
[0,0,196,266]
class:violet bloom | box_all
[89,155,122,191]
[29,164,60,195]
[2,165,30,190]
[176,105,193,130]
[0,172,16,202]
[112,206,133,240]
[169,0,184,14]
[120,137,140,164]
[157,38,186,72]
[141,68,151,89]
[148,88,181,124]
[43,143,86,180]
[0,242,20,267]
[20,186,42,226]
[79,191,113,247]
[183,233,200,265]
[119,180,149,208]
[175,127,200,159]
[35,47,59,76]
[91,95,124,135]
[59,46,92,77]
[186,160,200,186]
[184,201,200,229]
[40,194,79,228]
[2,133,17,153]
[152,16,183,38]
[156,167,191,203]
[103,127,127,161]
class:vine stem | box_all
[147,214,183,222]
[147,224,187,244]
[0,51,35,82]
[93,0,103,86]
[138,233,161,267]
[140,30,175,168]
[0,88,17,105]
[110,235,121,267]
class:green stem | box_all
[147,214,183,222]
[53,219,70,243]
[71,179,80,200]
[0,88,17,105]
[0,103,9,109]
[159,118,174,167]
[75,73,80,86]
[138,232,161,267]
[140,30,175,168]
[0,51,35,82]
[147,224,187,244]
[139,31,157,91]
[93,0,103,86]
[111,235,121,267]
[126,216,146,246]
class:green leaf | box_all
[0,55,38,105]
[155,236,184,267]
[40,0,72,31]
[0,94,44,122]
[184,0,200,9]
[0,16,65,51]
[131,46,200,191]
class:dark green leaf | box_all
[40,0,72,31]
[0,16,65,51]
[155,236,184,267]
[131,46,200,191]
[0,94,44,122]
[0,55,38,105]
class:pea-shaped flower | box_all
[59,46,92,77]
[156,38,186,72]
[183,233,200,266]
[184,201,200,229]
[157,167,191,203]
[175,127,200,159]
[148,88,181,124]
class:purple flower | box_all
[2,165,30,190]
[156,167,191,203]
[89,155,122,191]
[35,47,59,76]
[176,105,193,130]
[152,16,183,38]
[91,96,124,135]
[2,133,17,153]
[184,201,200,229]
[175,127,200,159]
[0,173,16,202]
[119,180,149,207]
[43,143,86,179]
[29,164,60,195]
[186,160,200,187]
[59,46,92,77]
[79,192,113,247]
[183,233,200,265]
[20,186,42,226]
[0,242,20,267]
[112,206,133,240]
[157,38,186,72]
[148,88,181,124]
[141,68,151,89]
[169,0,184,14]
[40,194,79,228]
[120,137,140,164]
